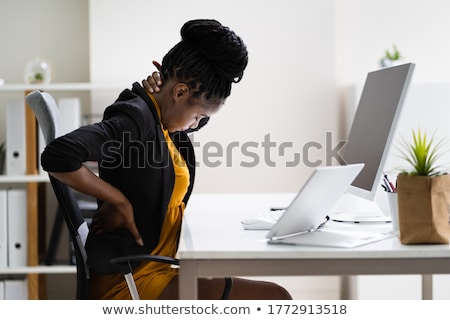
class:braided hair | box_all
[161,19,248,102]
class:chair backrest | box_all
[26,90,90,299]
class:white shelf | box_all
[0,265,76,275]
[0,85,94,298]
[0,174,48,183]
[0,82,125,92]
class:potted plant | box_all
[380,45,403,68]
[23,56,54,84]
[396,129,450,244]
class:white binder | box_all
[0,280,4,300]
[6,100,26,175]
[0,189,7,268]
[7,189,27,267]
[4,279,28,299]
[58,97,81,134]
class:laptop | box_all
[266,163,394,248]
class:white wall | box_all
[0,0,90,141]
[336,0,450,85]
[90,0,450,194]
[2,0,450,194]
[0,0,89,83]
[89,0,337,193]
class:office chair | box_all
[25,90,179,300]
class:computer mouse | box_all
[241,217,276,230]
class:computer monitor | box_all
[341,63,415,201]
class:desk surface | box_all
[178,193,450,299]
[180,193,450,260]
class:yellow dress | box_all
[87,94,190,299]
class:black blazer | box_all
[42,82,207,274]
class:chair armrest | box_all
[110,254,179,275]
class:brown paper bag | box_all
[397,174,450,244]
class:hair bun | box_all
[180,19,248,83]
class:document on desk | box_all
[268,228,394,248]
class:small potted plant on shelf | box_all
[380,45,403,68]
[23,56,54,84]
[396,128,450,244]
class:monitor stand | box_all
[328,193,392,223]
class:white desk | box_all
[178,193,450,299]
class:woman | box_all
[41,19,291,300]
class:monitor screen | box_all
[341,63,415,200]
